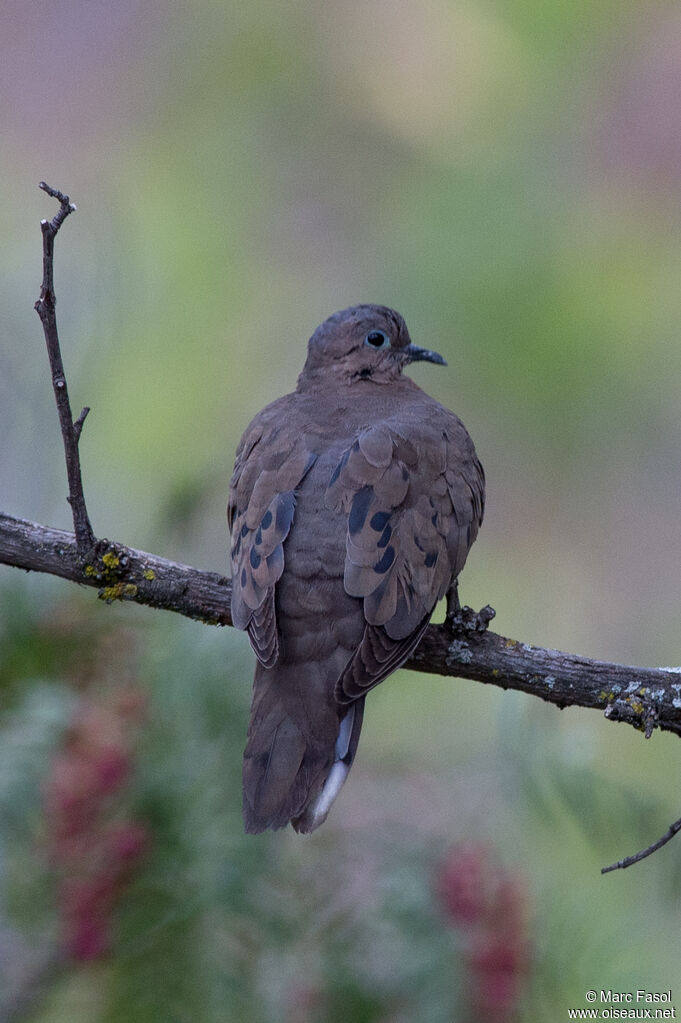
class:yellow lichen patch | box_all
[102,551,120,570]
[143,568,156,581]
[98,582,138,603]
[84,565,96,577]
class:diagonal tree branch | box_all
[2,511,681,742]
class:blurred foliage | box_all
[0,586,679,1021]
[2,0,681,1019]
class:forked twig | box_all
[34,181,94,553]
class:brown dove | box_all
[228,305,484,833]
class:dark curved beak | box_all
[405,343,447,366]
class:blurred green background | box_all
[1,0,681,1019]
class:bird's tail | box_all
[242,663,364,834]
[292,698,364,834]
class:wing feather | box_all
[228,414,316,665]
[326,416,484,693]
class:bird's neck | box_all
[296,363,405,393]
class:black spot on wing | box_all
[240,568,247,587]
[373,545,395,574]
[349,486,373,536]
[425,550,438,568]
[266,546,284,574]
[370,511,390,531]
[377,524,392,549]
[261,509,272,530]
[250,547,261,569]
[275,492,295,535]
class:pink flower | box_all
[67,910,110,961]
[109,823,149,863]
[437,842,492,925]
[43,692,150,962]
[436,844,531,1023]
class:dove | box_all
[228,305,484,833]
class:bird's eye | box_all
[364,330,390,349]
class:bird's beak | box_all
[404,343,447,366]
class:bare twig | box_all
[34,182,94,553]
[602,815,681,873]
[73,405,90,441]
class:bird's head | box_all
[299,305,446,387]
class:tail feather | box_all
[291,699,364,833]
[242,663,364,833]
[242,716,307,831]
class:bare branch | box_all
[0,513,233,626]
[34,182,94,552]
[3,511,681,739]
[73,406,90,441]
[601,816,681,873]
[409,622,681,738]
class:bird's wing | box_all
[326,417,484,701]
[229,409,316,666]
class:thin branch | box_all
[73,406,90,441]
[601,816,681,873]
[34,182,94,553]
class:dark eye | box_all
[364,330,390,349]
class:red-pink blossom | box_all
[436,843,531,1022]
[44,692,150,962]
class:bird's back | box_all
[229,307,484,833]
